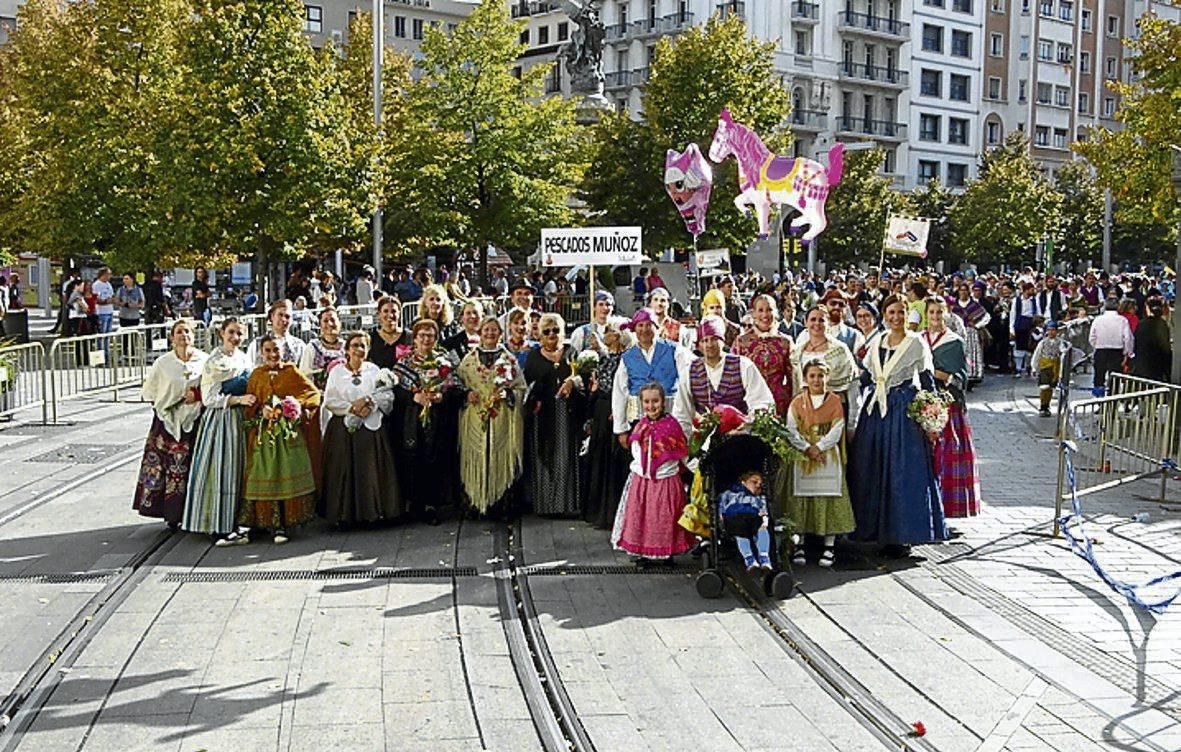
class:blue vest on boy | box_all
[622,340,679,395]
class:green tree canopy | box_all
[950,134,1062,268]
[909,179,955,267]
[1052,160,1103,266]
[821,149,911,265]
[581,15,791,253]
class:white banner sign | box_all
[540,226,643,267]
[692,248,732,277]
[883,215,931,258]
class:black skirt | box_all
[320,416,404,525]
[581,393,629,529]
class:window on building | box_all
[948,117,969,145]
[920,113,941,141]
[953,0,972,12]
[922,24,943,53]
[1036,82,1052,103]
[924,0,945,6]
[1078,92,1089,112]
[538,25,549,44]
[988,76,1002,99]
[1080,51,1090,72]
[884,149,897,174]
[951,30,971,57]
[947,163,967,187]
[558,21,568,40]
[1034,125,1049,145]
[1018,79,1027,101]
[990,0,1004,10]
[519,27,529,44]
[1055,85,1070,106]
[1057,42,1072,63]
[1106,15,1119,37]
[1021,0,1030,12]
[394,15,406,37]
[1019,35,1029,59]
[989,32,1004,56]
[1053,128,1067,148]
[619,4,628,25]
[1105,56,1116,76]
[986,121,1001,144]
[1081,9,1092,31]
[1060,1,1073,20]
[303,4,322,33]
[795,30,811,55]
[1039,0,1052,16]
[413,18,424,40]
[1037,38,1053,60]
[1103,97,1115,116]
[950,74,969,101]
[447,22,458,33]
[512,66,522,79]
[919,160,940,182]
[920,69,942,97]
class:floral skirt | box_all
[133,417,195,525]
[933,402,981,518]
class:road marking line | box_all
[976,676,1049,752]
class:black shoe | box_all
[689,540,708,558]
[1039,408,1052,417]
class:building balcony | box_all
[835,116,907,141]
[790,109,827,131]
[606,12,694,42]
[509,1,556,18]
[605,68,650,90]
[838,62,908,89]
[790,1,820,22]
[717,1,745,20]
[661,11,694,33]
[837,11,909,41]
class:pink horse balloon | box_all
[664,143,713,239]
[708,108,844,242]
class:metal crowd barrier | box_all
[544,294,590,327]
[1055,372,1180,531]
[47,330,147,423]
[0,342,48,424]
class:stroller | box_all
[693,432,795,599]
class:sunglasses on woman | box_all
[541,327,560,336]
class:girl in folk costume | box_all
[732,293,793,416]
[241,335,321,544]
[613,383,696,562]
[950,284,991,388]
[505,309,539,370]
[784,361,856,567]
[443,299,485,359]
[185,319,255,543]
[457,317,527,517]
[134,320,208,527]
[320,332,403,527]
[790,306,861,432]
[925,298,982,518]
[298,307,346,392]
[849,296,948,556]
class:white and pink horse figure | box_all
[708,108,844,243]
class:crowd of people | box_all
[129,263,1174,567]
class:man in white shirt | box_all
[92,267,116,334]
[673,315,776,438]
[1087,297,1134,396]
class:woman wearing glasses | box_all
[522,313,586,517]
[320,331,402,527]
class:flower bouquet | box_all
[414,351,454,426]
[907,389,949,437]
[568,350,599,380]
[478,351,518,425]
[251,395,302,446]
[344,369,397,433]
[688,404,748,459]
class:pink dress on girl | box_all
[614,414,696,557]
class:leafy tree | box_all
[159,0,377,271]
[581,15,791,253]
[412,0,586,281]
[822,149,911,265]
[950,134,1062,268]
[1074,16,1179,238]
[909,179,955,266]
[1052,160,1103,266]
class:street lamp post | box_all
[1170,146,1181,383]
[372,0,384,283]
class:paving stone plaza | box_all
[0,373,1176,752]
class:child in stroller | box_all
[718,469,773,573]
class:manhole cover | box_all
[27,444,129,464]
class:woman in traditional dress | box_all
[950,284,991,389]
[134,320,207,527]
[444,299,484,358]
[582,321,633,529]
[392,319,461,523]
[420,284,462,344]
[505,308,538,369]
[790,306,860,431]
[732,294,793,416]
[368,295,413,370]
[241,335,320,544]
[925,297,981,519]
[522,313,585,517]
[298,307,346,391]
[647,288,683,344]
[849,296,948,556]
[853,302,882,363]
[784,361,856,567]
[320,331,402,527]
[184,318,254,543]
[456,317,526,517]
[246,299,306,366]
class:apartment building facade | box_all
[302,0,478,55]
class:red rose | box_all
[714,404,748,434]
[910,722,926,737]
